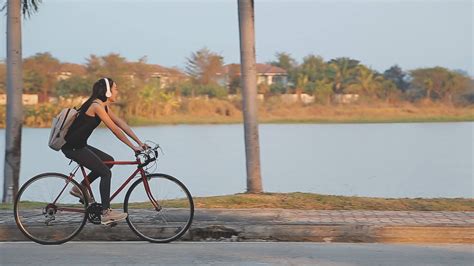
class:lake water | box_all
[0,122,472,201]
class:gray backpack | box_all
[48,108,79,151]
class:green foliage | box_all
[384,65,409,92]
[23,70,44,94]
[270,52,298,84]
[0,0,42,18]
[23,52,61,98]
[197,84,228,98]
[179,82,227,99]
[346,66,384,98]
[21,0,42,17]
[299,54,326,82]
[4,49,471,115]
[55,76,92,97]
[314,80,334,104]
[326,57,360,93]
[270,83,287,94]
[410,67,471,103]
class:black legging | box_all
[62,145,114,210]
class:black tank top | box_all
[63,104,108,150]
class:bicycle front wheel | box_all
[124,173,194,243]
[14,173,88,245]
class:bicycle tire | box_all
[124,173,194,243]
[14,172,88,245]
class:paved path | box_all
[1,242,473,265]
[1,209,473,243]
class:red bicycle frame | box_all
[55,158,160,213]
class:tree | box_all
[55,76,92,98]
[23,69,44,94]
[383,65,409,92]
[185,47,224,97]
[346,66,384,99]
[3,0,41,203]
[238,0,263,193]
[84,53,139,114]
[23,52,60,101]
[295,73,309,101]
[270,52,297,71]
[227,64,242,94]
[85,54,103,77]
[326,57,360,94]
[314,79,334,105]
[444,72,472,104]
[299,54,326,83]
[410,67,461,101]
[269,52,297,87]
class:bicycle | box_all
[14,142,194,245]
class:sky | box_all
[1,0,472,75]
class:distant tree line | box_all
[268,52,473,105]
[0,49,473,107]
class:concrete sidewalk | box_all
[1,209,473,243]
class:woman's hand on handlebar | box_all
[132,145,143,154]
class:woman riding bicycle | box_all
[62,77,145,225]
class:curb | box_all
[1,223,473,243]
[2,209,473,243]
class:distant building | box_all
[148,64,187,89]
[333,94,359,104]
[122,63,187,89]
[280,93,315,104]
[56,63,87,81]
[219,63,288,88]
[0,94,38,105]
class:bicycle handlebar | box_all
[135,143,160,168]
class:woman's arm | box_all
[108,108,145,147]
[93,104,141,152]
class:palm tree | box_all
[295,73,309,102]
[3,0,40,203]
[327,57,359,94]
[237,0,262,193]
[347,66,383,99]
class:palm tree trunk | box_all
[3,0,23,203]
[238,0,262,193]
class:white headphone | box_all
[103,78,112,98]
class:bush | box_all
[269,83,287,94]
[197,84,228,98]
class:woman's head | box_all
[79,77,118,112]
[91,78,115,102]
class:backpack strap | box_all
[92,101,109,113]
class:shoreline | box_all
[7,117,474,129]
[1,101,472,128]
[8,115,472,129]
[127,116,474,127]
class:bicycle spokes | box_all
[124,174,194,243]
[14,173,87,244]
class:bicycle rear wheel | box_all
[124,173,194,243]
[14,173,88,245]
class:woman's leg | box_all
[83,145,115,185]
[62,147,112,210]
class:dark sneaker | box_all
[101,208,128,225]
